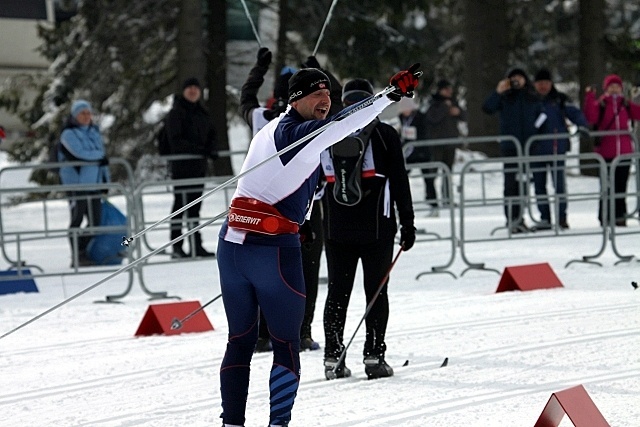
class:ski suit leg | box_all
[361,238,394,357]
[217,239,305,426]
[323,240,359,359]
[300,200,324,339]
[217,239,260,426]
[252,246,305,425]
[258,310,270,341]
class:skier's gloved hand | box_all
[99,156,109,166]
[256,47,272,68]
[575,126,591,138]
[400,225,416,251]
[299,220,316,248]
[302,55,321,69]
[388,63,422,101]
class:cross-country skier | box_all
[239,48,343,353]
[320,78,416,381]
[217,64,421,427]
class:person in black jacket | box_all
[482,68,545,233]
[321,79,416,380]
[166,77,218,258]
[425,79,466,209]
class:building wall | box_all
[0,0,54,146]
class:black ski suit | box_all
[322,122,415,359]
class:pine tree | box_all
[6,0,180,183]
[2,0,639,178]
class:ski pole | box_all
[171,293,222,330]
[331,247,403,377]
[553,135,558,227]
[239,0,262,47]
[312,0,340,56]
[122,86,396,248]
[0,210,228,342]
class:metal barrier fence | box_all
[0,169,136,292]
[1,129,638,301]
[0,150,251,301]
[458,152,609,275]
[402,130,638,276]
[403,160,457,279]
[608,152,640,264]
[130,174,235,293]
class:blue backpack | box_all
[86,200,127,265]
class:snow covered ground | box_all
[1,143,639,426]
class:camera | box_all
[510,78,521,89]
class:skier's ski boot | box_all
[254,337,272,353]
[300,336,320,351]
[324,357,351,380]
[363,356,394,380]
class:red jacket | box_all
[583,91,640,159]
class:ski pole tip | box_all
[170,318,182,330]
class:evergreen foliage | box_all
[1,0,639,184]
[5,0,179,183]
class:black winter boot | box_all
[171,246,189,259]
[254,337,272,353]
[363,356,394,380]
[300,336,320,351]
[194,233,216,257]
[324,357,351,380]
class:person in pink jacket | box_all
[583,74,640,226]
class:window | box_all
[0,0,47,20]
[227,1,260,41]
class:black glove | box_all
[99,157,109,166]
[256,47,272,68]
[575,126,591,138]
[388,63,422,101]
[400,226,416,251]
[302,55,321,69]
[299,220,316,247]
